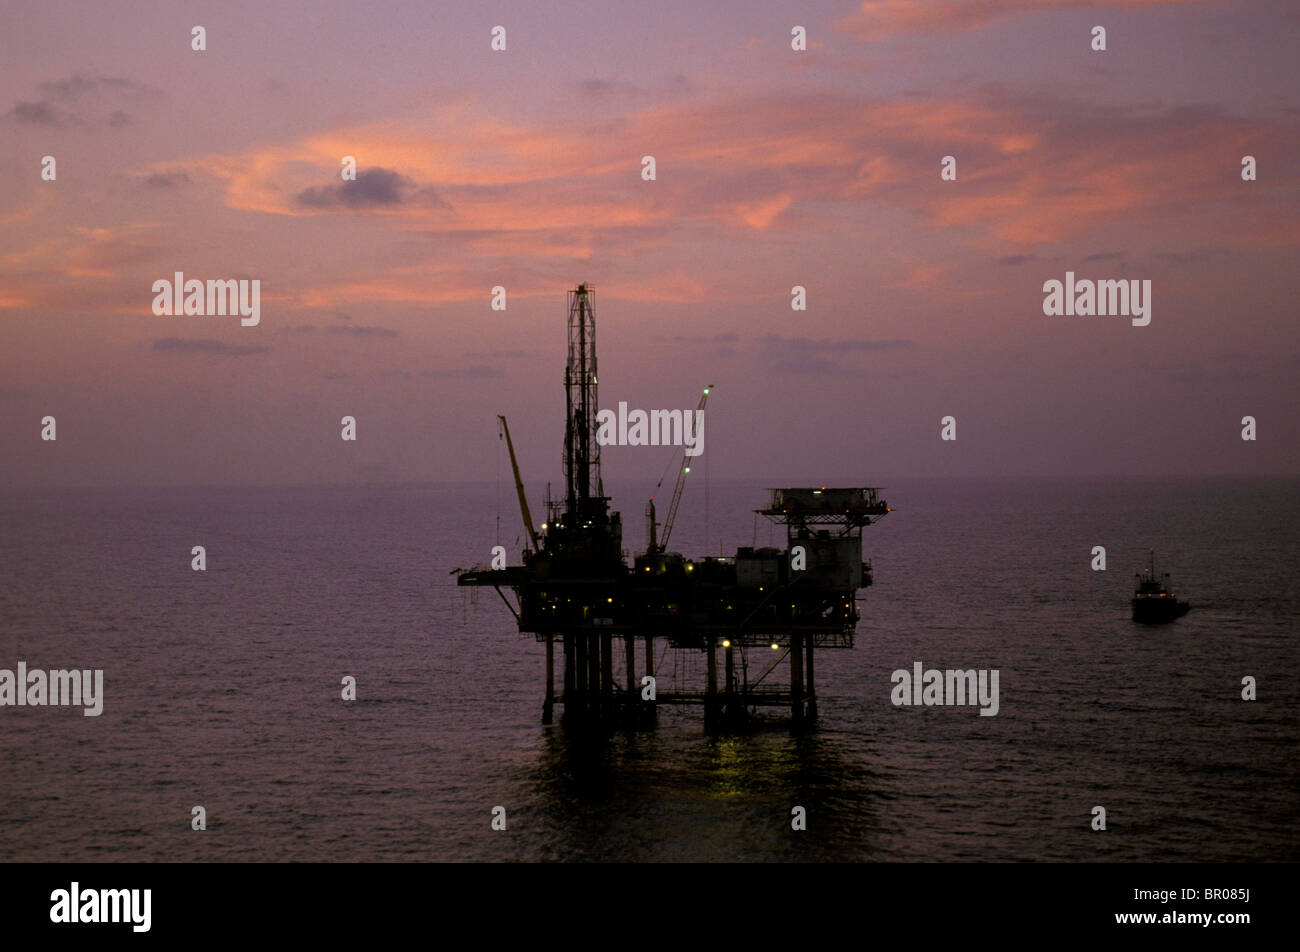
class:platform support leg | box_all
[587,632,600,719]
[705,637,719,730]
[624,634,636,715]
[644,636,657,726]
[600,632,613,717]
[543,633,554,724]
[791,634,804,726]
[806,637,817,723]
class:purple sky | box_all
[1,0,1297,487]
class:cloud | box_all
[151,338,270,356]
[838,0,1210,43]
[143,171,190,188]
[759,335,916,354]
[1136,349,1292,385]
[999,255,1037,266]
[292,267,490,308]
[175,88,1296,256]
[755,335,916,375]
[8,101,60,126]
[326,324,398,338]
[662,332,740,344]
[884,262,949,291]
[420,365,505,379]
[576,78,640,99]
[4,73,158,128]
[1155,249,1221,265]
[654,331,740,358]
[296,167,447,210]
[464,349,530,359]
[61,225,166,278]
[52,83,1290,319]
[766,355,858,376]
[36,75,147,99]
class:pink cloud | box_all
[838,0,1210,43]
[6,86,1294,318]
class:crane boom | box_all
[498,415,540,551]
[654,384,713,552]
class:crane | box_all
[646,384,713,553]
[498,415,539,552]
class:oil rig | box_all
[457,284,890,731]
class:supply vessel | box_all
[1132,551,1191,624]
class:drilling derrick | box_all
[547,284,622,575]
[564,284,600,512]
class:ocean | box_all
[1,477,1296,862]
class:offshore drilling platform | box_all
[457,284,890,731]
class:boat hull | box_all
[1131,598,1191,624]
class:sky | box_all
[1,0,1297,488]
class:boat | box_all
[1131,551,1191,623]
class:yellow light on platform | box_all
[721,640,731,648]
